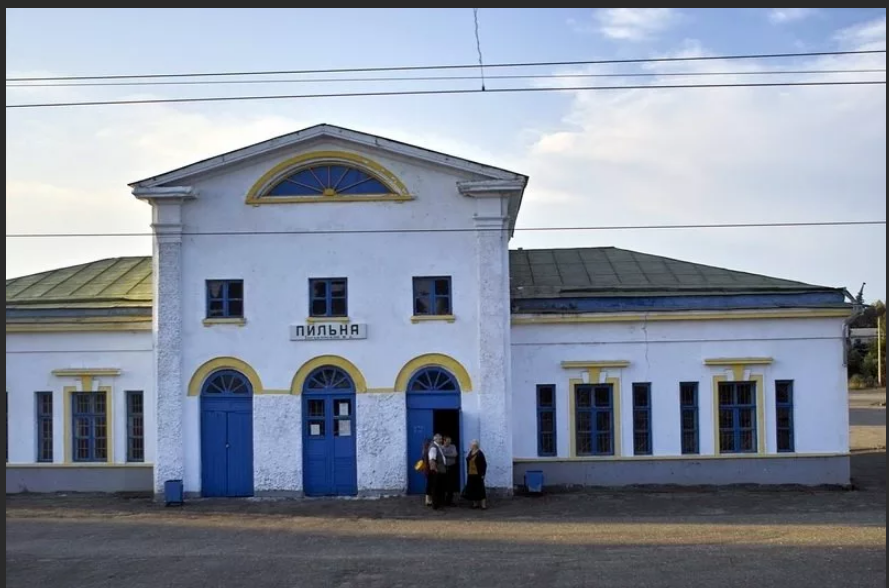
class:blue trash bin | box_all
[164,480,184,507]
[525,470,545,494]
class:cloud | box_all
[586,8,679,42]
[835,15,887,50]
[4,97,504,280]
[516,19,887,298]
[768,8,819,24]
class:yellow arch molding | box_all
[245,150,413,205]
[394,353,474,393]
[187,357,265,397]
[291,355,369,395]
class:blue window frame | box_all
[575,384,614,456]
[413,276,452,316]
[36,392,53,463]
[72,392,108,463]
[127,391,145,463]
[680,382,699,455]
[309,278,348,318]
[776,380,795,453]
[267,164,391,197]
[206,279,244,319]
[632,383,652,456]
[718,382,757,454]
[536,385,557,457]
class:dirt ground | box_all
[6,389,886,588]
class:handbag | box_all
[414,459,427,473]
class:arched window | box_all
[305,366,354,392]
[267,164,391,198]
[202,370,252,396]
[408,367,460,393]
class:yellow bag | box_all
[414,459,427,472]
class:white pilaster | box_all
[460,179,525,493]
[134,187,195,494]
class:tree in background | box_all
[862,300,885,386]
[850,300,885,389]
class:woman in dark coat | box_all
[463,440,488,510]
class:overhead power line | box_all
[7,68,885,89]
[7,80,886,110]
[6,49,884,82]
[5,220,885,239]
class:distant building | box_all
[850,328,879,347]
[6,125,853,496]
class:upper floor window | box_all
[413,277,452,316]
[206,280,244,319]
[245,153,413,206]
[268,164,391,198]
[310,278,348,318]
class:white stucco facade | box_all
[135,128,523,496]
[6,124,855,496]
[5,331,155,493]
[511,316,850,461]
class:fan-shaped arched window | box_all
[407,367,460,393]
[202,369,252,396]
[305,366,354,392]
[267,164,391,198]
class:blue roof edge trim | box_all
[511,291,849,315]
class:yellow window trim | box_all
[63,385,113,464]
[393,353,474,393]
[187,357,265,396]
[410,315,457,324]
[306,316,351,324]
[711,373,767,456]
[291,355,368,395]
[202,317,247,327]
[569,377,623,459]
[245,150,413,206]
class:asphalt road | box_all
[6,391,886,588]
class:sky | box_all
[6,8,887,301]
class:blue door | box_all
[406,367,462,495]
[200,370,254,498]
[303,367,357,497]
[407,408,434,495]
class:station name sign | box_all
[290,323,368,341]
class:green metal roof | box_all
[509,247,837,299]
[6,248,838,312]
[6,257,152,310]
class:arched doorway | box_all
[302,366,357,497]
[406,367,462,495]
[200,369,254,497]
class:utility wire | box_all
[7,68,885,89]
[6,49,884,82]
[5,220,885,239]
[472,8,486,91]
[7,80,886,110]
